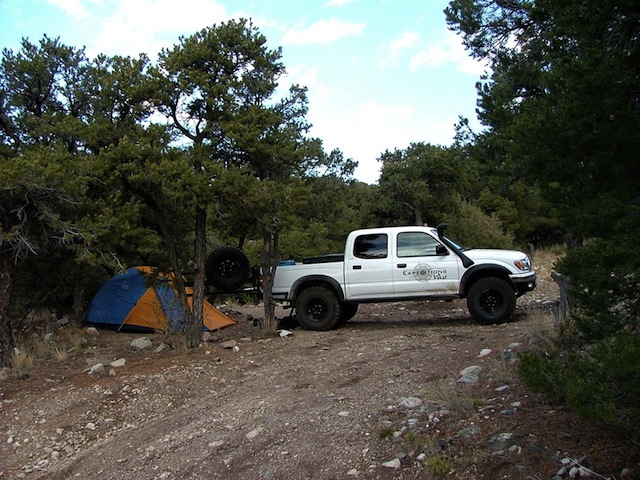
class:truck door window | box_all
[354,234,388,259]
[397,232,446,257]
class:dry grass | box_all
[531,244,565,279]
[522,311,557,350]
[11,325,88,371]
[488,355,517,384]
[423,379,476,414]
[11,348,34,370]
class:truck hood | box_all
[464,248,531,270]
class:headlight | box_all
[514,256,531,271]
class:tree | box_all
[446,0,640,435]
[375,143,470,226]
[446,0,640,241]
[147,20,337,339]
[211,87,355,331]
[0,37,90,366]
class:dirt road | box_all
[2,282,639,479]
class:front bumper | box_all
[510,272,537,296]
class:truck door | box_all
[392,231,460,296]
[345,233,394,300]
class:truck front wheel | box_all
[467,277,515,324]
[296,286,341,331]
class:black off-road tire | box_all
[337,303,359,325]
[296,286,341,331]
[467,277,516,324]
[205,247,250,292]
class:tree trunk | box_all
[260,227,279,333]
[0,250,15,368]
[185,206,206,348]
[71,282,85,325]
[551,271,572,326]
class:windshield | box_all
[445,236,470,251]
[430,228,469,251]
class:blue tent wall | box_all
[85,268,149,329]
[155,283,183,330]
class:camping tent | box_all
[85,267,236,332]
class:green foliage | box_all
[447,0,640,242]
[557,233,640,342]
[517,350,565,402]
[451,0,640,437]
[519,230,640,438]
[375,143,471,227]
[519,331,640,439]
[443,198,514,249]
[425,455,453,476]
[378,427,395,440]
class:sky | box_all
[0,0,488,184]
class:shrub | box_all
[443,200,515,249]
[425,455,453,476]
[518,231,640,439]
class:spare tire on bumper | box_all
[205,247,250,292]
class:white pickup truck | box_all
[272,224,536,330]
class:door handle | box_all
[397,263,407,268]
[352,265,362,270]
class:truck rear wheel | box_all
[467,277,515,324]
[296,286,341,331]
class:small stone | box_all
[398,397,422,409]
[89,363,105,374]
[85,422,97,430]
[495,385,509,392]
[382,458,401,469]
[459,365,481,376]
[131,338,152,350]
[457,426,481,438]
[338,411,350,417]
[478,348,492,357]
[346,468,359,476]
[245,427,264,440]
[85,327,100,337]
[110,358,126,368]
[155,342,170,353]
[457,372,478,385]
[220,340,238,349]
[278,330,293,337]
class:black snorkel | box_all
[436,223,475,268]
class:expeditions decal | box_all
[403,263,448,282]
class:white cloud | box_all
[47,0,90,19]
[281,18,365,46]
[380,31,420,67]
[308,100,420,183]
[409,29,488,76]
[90,0,228,58]
[324,0,357,6]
